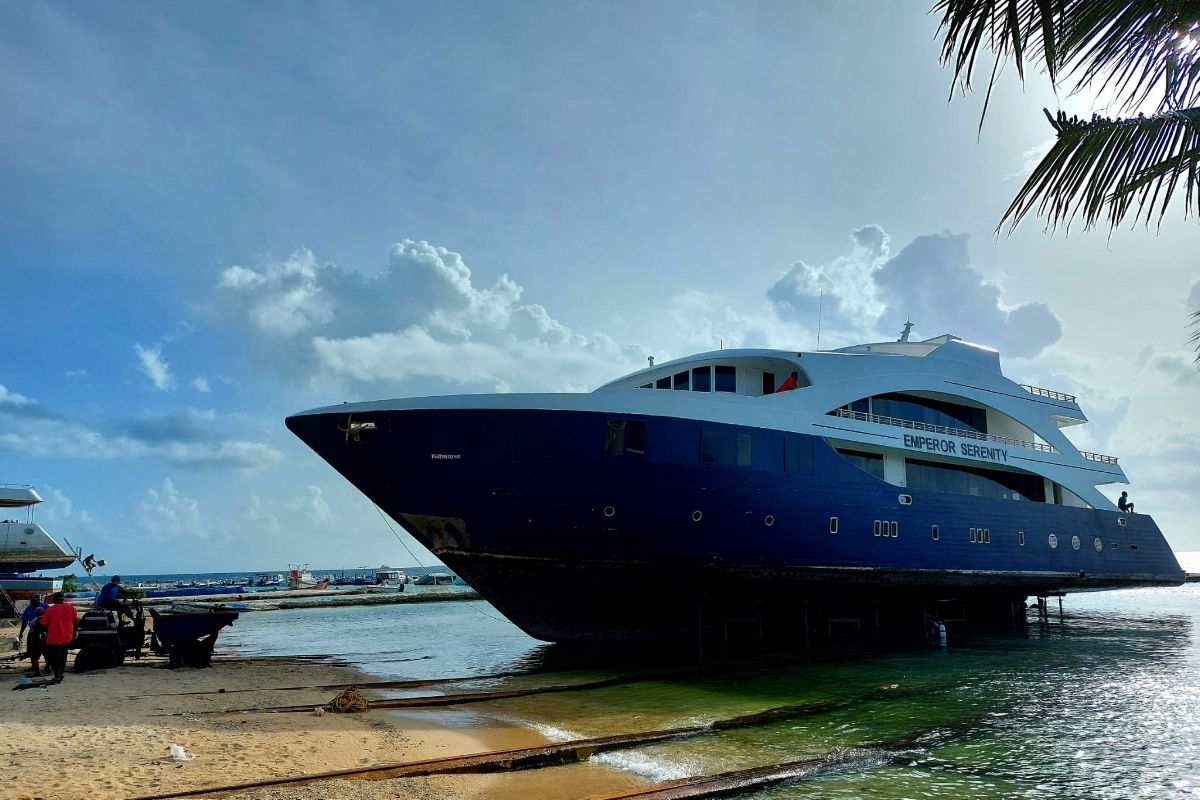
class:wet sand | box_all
[0,629,640,800]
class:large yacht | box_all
[1,485,75,573]
[286,331,1184,641]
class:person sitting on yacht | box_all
[1118,491,1135,514]
[776,371,800,392]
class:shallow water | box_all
[217,584,1200,797]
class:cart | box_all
[149,606,239,668]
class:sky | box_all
[2,1,1197,574]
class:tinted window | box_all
[872,393,987,433]
[692,366,711,392]
[785,438,815,474]
[604,419,646,456]
[673,371,690,390]
[700,428,751,467]
[762,372,775,394]
[836,449,884,479]
[656,377,671,389]
[906,459,1045,501]
[715,366,736,393]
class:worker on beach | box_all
[18,594,48,677]
[96,575,134,622]
[37,592,78,685]
[775,371,800,392]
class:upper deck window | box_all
[673,371,690,390]
[872,393,987,433]
[762,372,775,394]
[656,376,671,389]
[692,366,712,392]
[715,366,736,393]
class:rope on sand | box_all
[325,686,369,713]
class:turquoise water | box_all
[217,584,1200,798]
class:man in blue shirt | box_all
[18,595,48,676]
[96,575,133,622]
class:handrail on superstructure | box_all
[831,409,1119,465]
[1019,384,1077,403]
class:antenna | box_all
[648,355,655,368]
[899,320,914,343]
[816,291,824,348]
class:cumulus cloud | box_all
[192,376,211,393]
[36,485,96,527]
[766,227,1061,357]
[134,343,175,391]
[133,478,206,540]
[1135,347,1200,385]
[235,485,333,538]
[216,240,647,393]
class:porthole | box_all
[898,494,912,506]
[764,515,775,527]
[1093,537,1103,552]
[873,520,882,537]
[890,521,899,538]
[1018,531,1025,546]
[1048,533,1058,549]
[1117,518,1127,527]
[829,516,839,534]
[691,510,702,522]
[603,505,616,518]
[931,524,939,541]
[1071,535,1081,551]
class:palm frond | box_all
[999,107,1200,233]
[935,0,1200,115]
[1062,0,1200,113]
[1191,307,1200,365]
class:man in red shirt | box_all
[37,592,78,684]
[775,371,800,392]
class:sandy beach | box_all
[0,618,642,800]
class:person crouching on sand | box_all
[37,592,78,684]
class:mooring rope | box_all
[325,686,370,713]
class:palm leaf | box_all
[999,107,1200,232]
[1191,307,1200,365]
[935,0,1200,114]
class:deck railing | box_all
[830,408,1118,464]
[1018,384,1077,403]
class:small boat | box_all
[374,569,407,588]
[411,571,458,586]
[287,564,329,590]
[252,573,285,588]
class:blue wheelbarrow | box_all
[149,606,239,668]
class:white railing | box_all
[1019,384,1077,403]
[831,409,1118,464]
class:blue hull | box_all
[287,408,1184,641]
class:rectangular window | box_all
[890,521,899,538]
[639,383,652,389]
[784,438,815,474]
[836,449,885,480]
[905,459,1045,502]
[604,419,645,456]
[691,366,712,392]
[1019,531,1025,546]
[873,520,882,537]
[673,371,690,390]
[715,365,737,393]
[983,528,991,544]
[970,527,977,543]
[932,524,940,541]
[829,516,839,534]
[762,371,776,394]
[736,433,752,467]
[655,376,671,389]
[701,428,752,467]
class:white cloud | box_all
[0,417,282,471]
[132,478,206,541]
[192,376,211,393]
[134,343,175,391]
[36,485,95,527]
[0,384,35,408]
